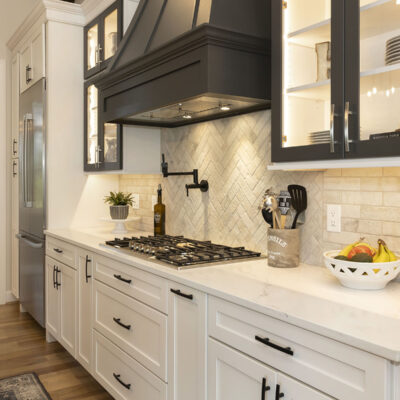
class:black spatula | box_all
[288,185,307,229]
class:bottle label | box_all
[154,213,161,224]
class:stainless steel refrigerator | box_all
[17,79,46,327]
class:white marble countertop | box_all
[45,227,400,362]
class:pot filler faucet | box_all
[161,154,209,197]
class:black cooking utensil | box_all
[261,208,273,227]
[288,185,307,229]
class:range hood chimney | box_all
[95,0,271,127]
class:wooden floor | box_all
[0,302,113,399]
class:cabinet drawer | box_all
[46,237,76,268]
[208,296,389,400]
[94,280,167,381]
[94,254,168,313]
[93,331,167,400]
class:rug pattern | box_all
[0,373,51,400]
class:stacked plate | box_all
[385,35,400,66]
[308,130,330,144]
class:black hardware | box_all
[113,274,132,284]
[55,267,61,289]
[261,377,271,400]
[255,336,294,356]
[113,317,131,330]
[12,161,17,177]
[12,139,17,156]
[25,65,32,84]
[85,255,92,283]
[162,154,209,197]
[275,384,284,399]
[53,248,63,254]
[113,373,131,390]
[170,288,193,300]
[53,266,57,289]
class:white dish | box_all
[324,250,400,290]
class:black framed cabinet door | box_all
[84,16,102,80]
[84,80,123,172]
[344,0,400,159]
[271,0,345,162]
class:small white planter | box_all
[324,250,400,290]
[109,205,129,220]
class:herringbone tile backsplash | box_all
[120,110,325,266]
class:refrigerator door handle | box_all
[23,113,33,208]
[16,233,44,249]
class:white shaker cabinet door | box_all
[276,373,333,400]
[58,262,76,357]
[168,282,207,400]
[45,257,60,339]
[76,248,93,373]
[208,338,277,400]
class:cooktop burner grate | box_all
[104,235,262,268]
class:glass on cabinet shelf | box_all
[282,0,332,148]
[104,8,119,61]
[87,24,99,71]
[357,0,400,143]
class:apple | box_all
[347,245,374,260]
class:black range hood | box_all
[95,0,271,128]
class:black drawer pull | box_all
[255,335,293,356]
[261,377,271,400]
[113,274,132,284]
[275,384,284,399]
[85,255,92,283]
[113,317,131,331]
[53,248,63,254]
[113,373,131,390]
[170,288,193,300]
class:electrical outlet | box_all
[327,204,341,232]
[131,194,140,209]
[151,195,157,209]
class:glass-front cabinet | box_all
[84,0,122,79]
[84,81,122,171]
[272,0,400,162]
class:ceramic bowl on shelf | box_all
[323,250,400,290]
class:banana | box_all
[374,240,390,263]
[339,241,360,257]
[382,241,397,261]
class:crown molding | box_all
[7,0,85,51]
[81,0,115,24]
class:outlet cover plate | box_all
[327,204,341,232]
[132,194,140,209]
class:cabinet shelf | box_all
[288,0,400,47]
[286,63,400,100]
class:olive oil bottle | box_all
[154,184,165,236]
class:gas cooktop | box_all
[101,235,263,270]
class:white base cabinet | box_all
[168,283,207,400]
[76,248,94,373]
[45,235,398,400]
[45,256,76,357]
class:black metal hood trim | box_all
[95,0,271,127]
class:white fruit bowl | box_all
[323,250,400,290]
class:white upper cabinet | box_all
[19,24,45,94]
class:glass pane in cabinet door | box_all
[87,24,99,71]
[87,85,98,165]
[104,123,118,163]
[282,0,332,147]
[358,0,400,142]
[104,9,118,61]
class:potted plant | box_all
[104,191,133,220]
